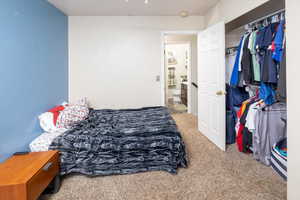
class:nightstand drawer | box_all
[27,154,59,200]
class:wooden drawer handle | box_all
[43,162,53,171]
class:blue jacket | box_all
[259,83,276,105]
[230,36,244,86]
[273,20,285,62]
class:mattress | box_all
[49,106,187,176]
[30,129,67,152]
[270,138,287,181]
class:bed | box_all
[30,130,67,152]
[43,106,187,176]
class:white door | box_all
[197,22,226,151]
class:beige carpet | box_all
[41,114,287,200]
[167,101,188,114]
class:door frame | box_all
[160,31,198,114]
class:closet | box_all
[196,0,287,181]
[225,0,287,180]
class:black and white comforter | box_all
[49,107,187,176]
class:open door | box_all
[197,22,226,151]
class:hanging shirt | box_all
[226,52,236,84]
[253,103,287,166]
[261,24,274,48]
[230,36,244,86]
[262,50,279,83]
[273,20,285,62]
[241,34,253,84]
[255,27,266,51]
[276,47,287,102]
[260,23,280,83]
[226,84,249,115]
[236,100,251,152]
[247,31,255,51]
[249,31,261,82]
[259,83,276,105]
[235,101,248,134]
[239,101,256,153]
[247,31,254,50]
[245,101,261,132]
[238,34,250,72]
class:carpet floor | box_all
[41,114,287,200]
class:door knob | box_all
[216,91,226,96]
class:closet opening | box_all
[161,33,198,115]
[225,4,287,180]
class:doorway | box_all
[165,43,189,113]
[162,33,198,115]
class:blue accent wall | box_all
[0,0,68,162]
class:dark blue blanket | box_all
[49,107,187,176]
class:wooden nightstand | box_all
[0,151,60,200]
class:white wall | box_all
[204,0,269,27]
[225,27,244,48]
[286,0,300,199]
[69,16,204,109]
[165,34,198,116]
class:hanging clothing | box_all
[276,48,287,102]
[261,24,274,49]
[261,50,279,83]
[230,36,244,86]
[236,100,253,152]
[241,34,254,84]
[255,27,267,51]
[239,101,255,153]
[259,23,280,83]
[236,101,248,152]
[245,85,258,98]
[245,101,262,132]
[238,34,249,72]
[273,20,285,62]
[226,52,236,84]
[253,103,287,166]
[226,110,236,144]
[249,30,261,82]
[238,71,245,87]
[259,83,276,105]
[226,84,249,111]
[242,127,253,153]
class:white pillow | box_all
[38,102,68,133]
[30,129,67,152]
[38,112,58,133]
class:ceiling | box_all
[48,0,219,16]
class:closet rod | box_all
[226,46,238,50]
[248,8,285,26]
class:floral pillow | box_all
[56,98,89,129]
